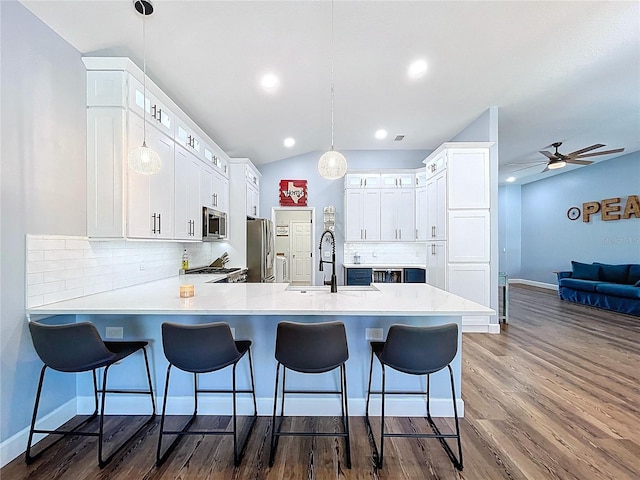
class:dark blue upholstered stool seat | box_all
[26,321,156,468]
[365,323,463,470]
[156,322,257,466]
[269,321,351,468]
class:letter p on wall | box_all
[583,201,601,222]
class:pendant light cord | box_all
[141,2,148,147]
[330,0,335,151]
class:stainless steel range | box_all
[184,266,247,283]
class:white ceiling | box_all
[20,0,640,184]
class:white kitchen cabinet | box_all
[201,164,229,213]
[415,185,427,241]
[426,241,447,290]
[245,164,261,217]
[85,57,233,242]
[345,189,381,241]
[380,172,415,189]
[246,184,259,218]
[127,74,174,138]
[174,145,202,240]
[448,210,490,262]
[87,108,126,238]
[175,118,202,159]
[345,172,381,189]
[426,170,447,240]
[422,142,495,331]
[380,190,415,241]
[447,148,490,209]
[425,151,447,179]
[127,114,175,239]
[87,71,127,107]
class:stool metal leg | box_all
[269,362,282,467]
[341,363,352,468]
[156,367,198,466]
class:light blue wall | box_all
[259,150,429,285]
[519,151,640,284]
[1,1,87,445]
[498,185,522,277]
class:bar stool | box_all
[26,320,156,468]
[269,321,351,468]
[365,323,463,470]
[157,322,257,466]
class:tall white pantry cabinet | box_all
[423,143,495,331]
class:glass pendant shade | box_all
[318,149,347,179]
[128,142,161,175]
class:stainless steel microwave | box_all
[203,207,227,240]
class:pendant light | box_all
[128,0,161,175]
[318,0,347,180]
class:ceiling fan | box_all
[538,142,625,171]
[507,142,625,174]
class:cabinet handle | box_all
[157,108,162,123]
[157,214,161,234]
[152,213,157,234]
[431,225,436,237]
[151,104,157,119]
[364,229,367,240]
[399,229,402,239]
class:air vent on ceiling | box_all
[394,135,405,141]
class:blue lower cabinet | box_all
[404,268,426,283]
[346,268,373,286]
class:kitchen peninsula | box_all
[27,277,493,418]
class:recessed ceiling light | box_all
[408,59,428,79]
[506,176,516,183]
[260,73,279,91]
[283,137,295,148]
[375,129,387,140]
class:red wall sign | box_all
[279,179,308,206]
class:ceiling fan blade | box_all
[566,159,593,165]
[539,150,555,159]
[541,165,550,173]
[565,144,605,158]
[574,148,625,158]
[505,162,547,173]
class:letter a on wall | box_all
[280,179,308,206]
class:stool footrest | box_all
[282,389,342,395]
[367,390,427,395]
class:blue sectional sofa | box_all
[556,262,640,316]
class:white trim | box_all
[0,399,76,468]
[78,395,463,418]
[509,278,558,290]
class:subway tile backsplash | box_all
[26,235,217,308]
[343,242,426,265]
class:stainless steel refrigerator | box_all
[246,218,275,282]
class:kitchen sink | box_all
[285,284,379,293]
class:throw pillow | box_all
[628,265,640,285]
[571,261,600,281]
[594,263,629,284]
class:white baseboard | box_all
[0,399,76,468]
[78,395,463,418]
[509,278,557,290]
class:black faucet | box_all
[319,229,338,293]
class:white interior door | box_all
[289,221,312,285]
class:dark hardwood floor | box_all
[3,285,639,479]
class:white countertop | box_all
[342,263,426,269]
[26,275,494,317]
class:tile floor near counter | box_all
[5,285,638,479]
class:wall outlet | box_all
[324,251,331,258]
[105,327,123,339]
[139,262,145,271]
[372,252,377,257]
[365,328,383,341]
